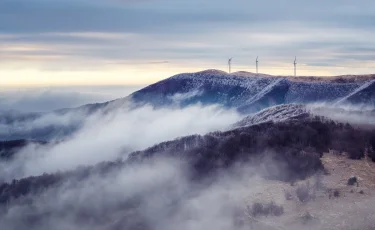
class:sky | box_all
[1,0,375,87]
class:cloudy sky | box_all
[1,0,375,87]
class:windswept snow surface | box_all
[234,103,375,128]
[335,79,375,105]
[130,70,374,112]
[234,104,309,127]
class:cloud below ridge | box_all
[0,103,242,181]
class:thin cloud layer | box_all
[1,0,375,81]
[0,104,242,181]
[0,157,276,230]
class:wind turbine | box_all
[256,56,259,74]
[228,57,233,73]
[293,56,297,77]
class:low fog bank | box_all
[1,154,375,230]
[307,103,375,127]
[0,85,143,141]
[0,156,305,230]
[0,102,375,229]
[0,109,88,141]
[0,85,143,113]
[0,104,242,182]
[3,101,375,183]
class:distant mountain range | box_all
[1,70,375,141]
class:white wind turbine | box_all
[228,57,233,73]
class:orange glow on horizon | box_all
[1,62,374,88]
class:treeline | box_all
[0,173,62,204]
[0,140,46,160]
[1,116,375,205]
[0,160,124,206]
[130,116,375,181]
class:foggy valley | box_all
[1,71,375,230]
[2,0,375,229]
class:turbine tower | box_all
[228,57,233,73]
[256,56,259,74]
[293,56,297,77]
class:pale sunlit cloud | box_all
[1,0,375,86]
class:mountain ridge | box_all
[129,69,375,113]
[2,70,375,141]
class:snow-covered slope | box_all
[234,104,309,127]
[235,103,375,128]
[2,70,374,141]
[335,79,375,105]
[129,70,374,112]
[129,70,276,109]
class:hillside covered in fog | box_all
[2,70,375,141]
[1,71,375,230]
